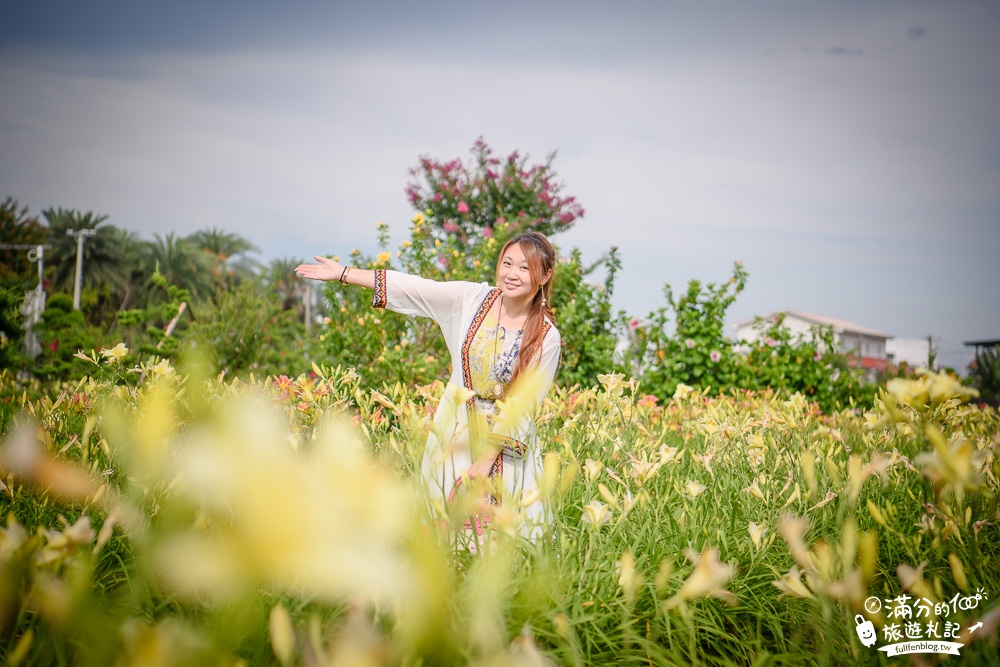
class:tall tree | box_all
[1,197,48,286]
[264,257,306,312]
[187,227,261,290]
[404,137,584,259]
[42,208,130,296]
[144,233,215,302]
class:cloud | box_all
[907,26,928,39]
[826,46,864,57]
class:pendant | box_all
[491,383,504,399]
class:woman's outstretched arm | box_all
[297,257,485,325]
[295,256,375,288]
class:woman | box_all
[295,232,561,537]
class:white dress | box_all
[372,269,561,532]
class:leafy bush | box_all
[625,261,748,399]
[188,281,313,379]
[29,293,112,379]
[623,263,875,411]
[968,346,1000,407]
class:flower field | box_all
[0,354,998,666]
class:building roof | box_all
[964,338,1000,347]
[733,309,892,339]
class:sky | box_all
[2,0,998,371]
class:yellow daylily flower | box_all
[100,343,129,363]
[685,480,707,498]
[747,522,766,551]
[581,500,612,527]
[596,372,628,396]
[664,547,735,608]
[772,565,813,599]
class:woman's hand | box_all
[295,256,343,282]
[466,446,501,481]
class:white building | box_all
[885,337,933,368]
[732,309,891,371]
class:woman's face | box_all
[497,243,535,302]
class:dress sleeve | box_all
[372,269,481,325]
[489,325,561,458]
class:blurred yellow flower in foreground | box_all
[152,396,419,606]
[778,515,813,571]
[747,522,766,551]
[664,547,736,609]
[269,604,296,667]
[376,251,391,263]
[617,552,644,603]
[885,368,978,409]
[772,565,813,599]
[916,425,983,503]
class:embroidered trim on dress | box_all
[372,269,387,308]
[466,299,553,505]
[488,454,503,505]
[460,288,502,394]
[491,434,527,458]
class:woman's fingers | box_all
[294,255,342,281]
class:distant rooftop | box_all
[964,339,1000,348]
[733,309,892,339]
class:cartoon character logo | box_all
[855,614,877,647]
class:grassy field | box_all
[0,355,998,666]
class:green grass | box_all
[1,367,998,665]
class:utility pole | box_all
[303,281,312,334]
[0,243,51,359]
[66,228,96,310]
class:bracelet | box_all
[339,266,352,285]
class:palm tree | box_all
[143,233,216,302]
[1,197,48,285]
[186,228,261,289]
[42,207,131,297]
[110,228,150,310]
[264,257,307,312]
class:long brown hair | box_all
[496,232,556,385]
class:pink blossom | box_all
[432,192,442,202]
[637,394,659,408]
[709,351,722,363]
[482,226,493,238]
[629,318,640,331]
[443,221,461,233]
[765,337,777,347]
[559,212,575,224]
[457,201,469,214]
[685,339,696,349]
